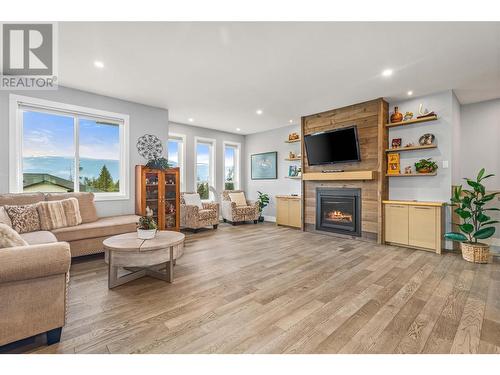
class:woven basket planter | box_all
[460,242,490,264]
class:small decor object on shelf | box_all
[137,214,157,240]
[445,168,499,263]
[289,151,296,159]
[257,191,270,222]
[288,165,300,177]
[404,111,414,121]
[417,104,437,119]
[404,166,412,174]
[414,158,438,174]
[137,134,163,160]
[391,138,402,149]
[288,132,300,141]
[146,157,171,170]
[419,133,435,146]
[404,142,415,148]
[387,153,400,175]
[390,106,403,123]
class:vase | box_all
[390,106,403,123]
[137,228,157,240]
[460,242,490,263]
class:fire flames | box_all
[325,210,353,222]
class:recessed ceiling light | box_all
[188,118,194,122]
[407,90,413,96]
[94,60,104,69]
[382,69,393,77]
[289,120,293,124]
[236,128,241,132]
[256,109,263,115]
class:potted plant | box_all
[257,191,270,222]
[444,168,499,263]
[137,213,158,240]
[415,158,438,174]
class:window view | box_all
[21,108,124,195]
[168,136,184,191]
[196,142,212,199]
[224,145,237,190]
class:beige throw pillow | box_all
[45,192,98,223]
[37,198,82,230]
[0,206,12,227]
[228,192,247,207]
[183,193,203,209]
[0,223,28,248]
[4,204,41,234]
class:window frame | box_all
[9,94,130,201]
[194,136,216,201]
[223,141,241,191]
[167,132,186,192]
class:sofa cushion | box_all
[0,223,28,248]
[45,192,98,224]
[0,206,13,227]
[199,209,217,220]
[4,204,41,234]
[183,193,203,209]
[37,198,82,230]
[228,192,247,207]
[20,230,58,245]
[0,193,45,206]
[51,214,139,242]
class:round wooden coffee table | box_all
[103,231,185,289]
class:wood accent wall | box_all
[301,98,389,243]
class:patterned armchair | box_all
[180,192,220,232]
[221,190,260,225]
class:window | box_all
[223,142,240,190]
[10,95,129,200]
[195,137,215,200]
[167,133,186,191]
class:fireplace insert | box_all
[316,188,361,236]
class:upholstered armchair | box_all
[221,190,260,225]
[180,192,220,232]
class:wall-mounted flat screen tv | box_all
[304,125,361,166]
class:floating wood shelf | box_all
[285,176,302,179]
[386,115,438,128]
[285,157,301,161]
[285,138,301,143]
[386,172,437,177]
[302,170,376,181]
[385,144,437,153]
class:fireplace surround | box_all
[316,187,361,237]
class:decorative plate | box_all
[136,134,163,160]
[418,133,435,146]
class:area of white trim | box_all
[194,136,216,200]
[263,215,276,223]
[9,94,130,201]
[168,132,187,192]
[222,140,241,191]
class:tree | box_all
[95,165,114,192]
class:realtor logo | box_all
[1,23,58,89]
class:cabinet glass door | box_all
[164,172,177,229]
[144,171,161,225]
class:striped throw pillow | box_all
[37,198,82,230]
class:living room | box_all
[1,2,500,373]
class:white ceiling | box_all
[59,22,500,134]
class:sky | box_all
[23,111,120,160]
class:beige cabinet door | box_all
[409,206,437,250]
[288,199,301,228]
[276,198,289,225]
[384,204,409,245]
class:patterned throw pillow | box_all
[4,204,41,234]
[0,223,28,248]
[37,198,82,230]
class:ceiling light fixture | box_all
[236,128,241,132]
[94,60,104,69]
[407,90,413,96]
[188,118,194,122]
[289,120,293,124]
[256,109,263,115]
[382,69,393,77]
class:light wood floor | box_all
[20,223,500,353]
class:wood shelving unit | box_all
[386,115,438,128]
[285,176,302,179]
[285,157,301,161]
[386,172,437,177]
[285,138,301,143]
[385,144,437,153]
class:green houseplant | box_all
[444,168,499,263]
[257,191,270,222]
[415,158,438,174]
[137,213,158,240]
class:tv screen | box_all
[304,125,361,166]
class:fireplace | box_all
[316,188,361,236]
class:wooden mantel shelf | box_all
[302,170,376,181]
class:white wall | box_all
[245,125,301,220]
[0,86,169,217]
[168,122,245,201]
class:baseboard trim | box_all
[263,215,276,223]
